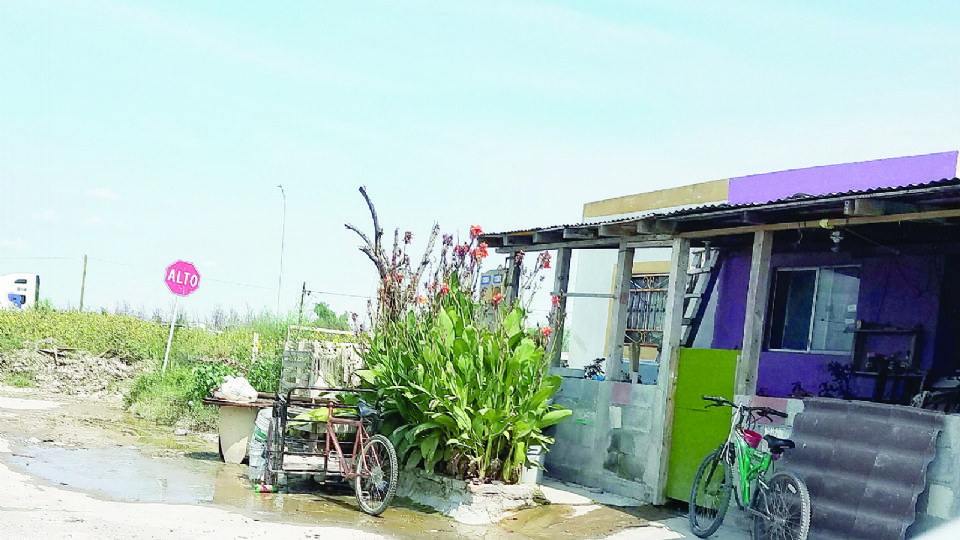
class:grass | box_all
[4,371,37,388]
[1,305,355,431]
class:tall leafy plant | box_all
[358,273,570,482]
[348,187,571,483]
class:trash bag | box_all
[213,375,258,402]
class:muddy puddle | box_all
[3,440,672,539]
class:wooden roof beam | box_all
[563,227,598,240]
[533,229,564,244]
[599,223,637,237]
[636,219,677,235]
[844,198,919,217]
[502,234,534,246]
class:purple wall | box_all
[710,250,944,398]
[727,151,959,205]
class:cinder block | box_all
[926,453,958,484]
[556,378,584,400]
[926,484,954,520]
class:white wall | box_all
[566,247,671,369]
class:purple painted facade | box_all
[710,249,945,399]
[727,151,959,205]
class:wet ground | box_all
[0,389,683,539]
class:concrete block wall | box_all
[544,370,664,502]
[917,414,960,524]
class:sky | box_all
[2,0,960,324]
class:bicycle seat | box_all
[763,434,796,454]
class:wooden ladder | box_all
[680,244,723,347]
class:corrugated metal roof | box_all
[781,398,944,540]
[653,176,960,220]
[479,177,960,248]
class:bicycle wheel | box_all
[752,471,811,540]
[263,417,282,487]
[354,434,398,516]
[689,446,733,538]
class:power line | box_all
[305,289,372,299]
[0,256,79,260]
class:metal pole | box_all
[79,254,87,311]
[162,296,179,374]
[277,185,286,317]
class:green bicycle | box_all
[689,395,811,540]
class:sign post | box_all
[162,260,201,373]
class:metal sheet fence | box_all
[781,398,944,540]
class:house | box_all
[480,151,960,539]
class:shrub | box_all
[348,188,571,483]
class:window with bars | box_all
[624,274,669,347]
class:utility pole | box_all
[276,185,286,318]
[79,254,88,311]
[298,281,307,326]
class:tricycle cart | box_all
[263,386,398,515]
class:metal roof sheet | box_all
[479,177,960,248]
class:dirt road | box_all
[0,386,703,540]
[0,390,388,539]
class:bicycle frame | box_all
[321,401,371,481]
[720,406,775,511]
[270,386,379,482]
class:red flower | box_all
[440,283,450,295]
[470,225,483,238]
[472,242,489,260]
[541,326,553,339]
[396,273,404,282]
[538,251,552,269]
[551,295,561,308]
[491,292,504,307]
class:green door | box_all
[665,348,738,501]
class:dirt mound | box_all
[0,339,139,398]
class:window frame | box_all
[624,273,669,347]
[766,264,860,355]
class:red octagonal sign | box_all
[165,260,200,296]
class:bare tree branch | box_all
[359,186,383,261]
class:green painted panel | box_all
[665,348,738,501]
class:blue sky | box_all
[2,0,959,323]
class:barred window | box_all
[625,274,668,347]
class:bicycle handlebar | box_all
[700,395,788,418]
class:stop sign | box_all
[165,260,200,296]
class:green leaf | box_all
[355,369,377,386]
[438,309,455,347]
[536,408,573,428]
[406,448,423,470]
[421,431,441,466]
[528,375,562,407]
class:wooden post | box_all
[604,243,634,382]
[549,248,572,366]
[655,237,690,504]
[162,296,179,374]
[79,254,87,312]
[505,252,521,307]
[737,230,774,396]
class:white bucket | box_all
[247,408,271,482]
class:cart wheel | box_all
[354,434,398,516]
[263,417,282,487]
